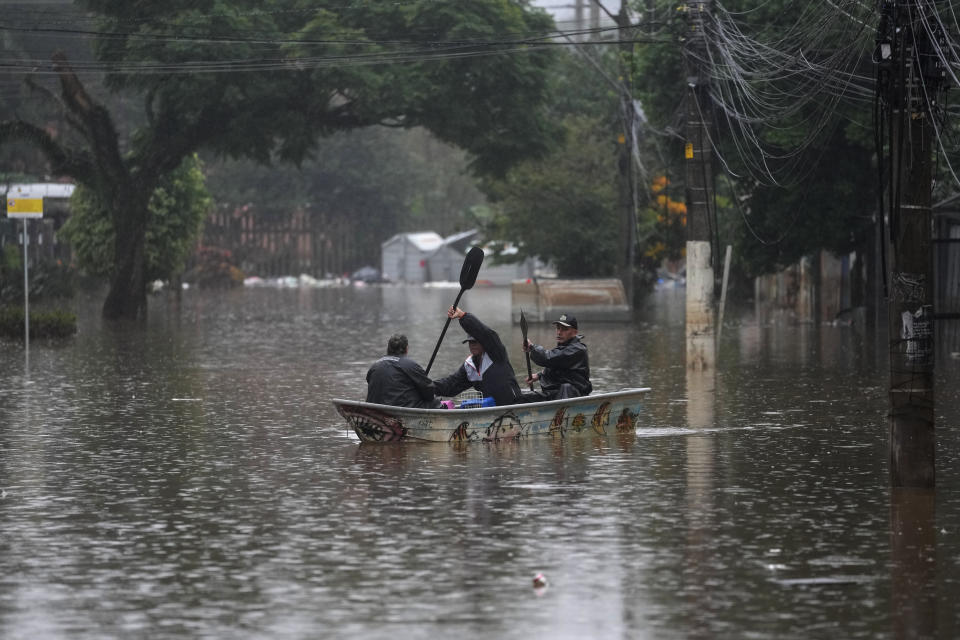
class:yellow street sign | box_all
[6,195,43,218]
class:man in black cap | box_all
[366,333,443,408]
[432,306,522,406]
[523,313,591,400]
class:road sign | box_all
[6,188,43,218]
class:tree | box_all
[59,154,211,284]
[484,114,621,277]
[202,126,486,273]
[632,0,877,283]
[0,0,559,319]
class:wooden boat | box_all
[332,387,651,443]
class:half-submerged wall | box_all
[511,278,631,324]
[754,251,863,325]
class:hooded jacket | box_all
[433,313,522,406]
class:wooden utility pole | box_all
[883,0,939,488]
[683,1,715,371]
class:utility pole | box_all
[575,0,585,41]
[878,0,942,488]
[610,0,638,306]
[682,1,715,371]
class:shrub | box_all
[0,306,77,340]
[184,246,244,288]
[0,248,77,303]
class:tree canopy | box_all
[0,0,560,319]
[484,114,622,278]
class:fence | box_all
[192,207,376,279]
[0,215,72,266]
[935,213,960,353]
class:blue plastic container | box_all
[458,397,496,409]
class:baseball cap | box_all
[552,313,578,329]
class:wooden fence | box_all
[2,207,378,281]
[191,208,376,279]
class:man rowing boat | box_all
[432,306,523,406]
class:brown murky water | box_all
[1,285,958,639]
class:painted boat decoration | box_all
[332,387,651,443]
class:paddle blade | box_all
[520,308,529,340]
[459,246,485,290]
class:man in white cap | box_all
[523,313,591,400]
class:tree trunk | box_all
[102,187,151,320]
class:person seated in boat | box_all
[523,313,592,400]
[432,306,523,407]
[366,333,443,409]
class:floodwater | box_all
[1,284,958,640]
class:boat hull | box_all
[332,388,650,443]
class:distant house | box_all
[474,244,541,286]
[424,230,541,285]
[423,229,480,283]
[380,231,444,283]
[382,229,542,285]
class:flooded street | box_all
[1,285,958,639]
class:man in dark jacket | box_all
[433,307,522,406]
[523,313,591,400]
[366,334,442,408]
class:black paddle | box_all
[424,246,485,375]
[520,308,534,390]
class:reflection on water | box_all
[1,285,958,639]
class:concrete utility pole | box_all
[575,0,585,41]
[881,0,941,488]
[683,1,715,371]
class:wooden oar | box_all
[424,246,484,375]
[520,308,534,390]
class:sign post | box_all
[6,186,44,362]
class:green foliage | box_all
[0,247,76,303]
[203,126,486,263]
[0,246,19,303]
[81,0,559,176]
[631,0,877,279]
[724,126,875,278]
[59,154,211,282]
[0,306,77,340]
[2,0,561,318]
[484,115,620,277]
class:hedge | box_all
[0,306,77,339]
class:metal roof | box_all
[2,183,76,198]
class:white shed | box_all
[423,229,479,283]
[380,231,444,283]
[425,234,540,286]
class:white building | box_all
[380,231,444,283]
